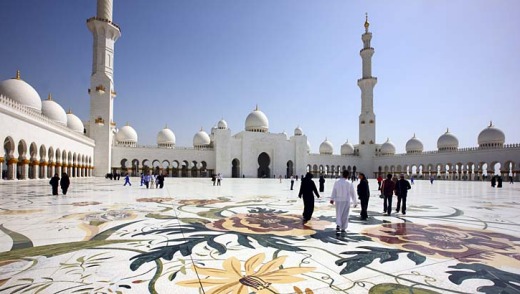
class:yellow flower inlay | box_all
[177,253,315,294]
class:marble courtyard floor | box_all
[0,177,519,294]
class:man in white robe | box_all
[330,170,358,234]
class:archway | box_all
[232,158,240,178]
[286,160,294,178]
[257,152,270,178]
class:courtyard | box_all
[0,177,519,293]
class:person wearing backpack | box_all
[381,173,395,215]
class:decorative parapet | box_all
[377,143,520,157]
[86,17,121,31]
[0,94,92,142]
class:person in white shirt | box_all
[330,170,358,235]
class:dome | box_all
[0,71,42,113]
[41,94,67,125]
[294,126,303,136]
[406,134,423,154]
[341,139,355,155]
[245,105,269,132]
[319,138,334,155]
[157,126,176,148]
[437,128,458,151]
[217,119,228,129]
[116,124,138,146]
[66,110,84,133]
[380,138,396,155]
[193,129,211,148]
[478,121,505,148]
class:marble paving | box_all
[0,177,519,293]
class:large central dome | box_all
[245,105,269,133]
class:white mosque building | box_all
[1,0,519,182]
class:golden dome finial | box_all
[489,120,493,127]
[255,104,259,111]
[47,93,53,101]
[67,108,72,114]
[15,70,21,80]
[364,13,370,32]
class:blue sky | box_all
[1,0,519,153]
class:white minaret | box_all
[87,0,121,176]
[357,14,377,174]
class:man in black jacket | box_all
[395,174,411,215]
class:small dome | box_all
[478,121,505,148]
[245,105,269,132]
[319,138,334,155]
[381,138,396,155]
[406,134,423,154]
[157,126,176,148]
[217,119,228,129]
[0,71,42,113]
[41,94,67,125]
[437,128,458,151]
[116,124,138,146]
[341,139,355,155]
[193,129,211,148]
[294,126,303,136]
[66,110,84,133]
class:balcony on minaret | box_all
[95,85,106,94]
[95,117,105,126]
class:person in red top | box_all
[381,173,395,215]
[377,174,383,190]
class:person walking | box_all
[124,174,131,186]
[357,173,370,220]
[217,173,222,186]
[381,173,396,215]
[144,174,151,189]
[330,170,357,235]
[290,175,295,190]
[395,174,411,215]
[319,175,325,192]
[298,172,320,223]
[150,174,156,189]
[377,174,383,191]
[49,173,60,195]
[212,174,216,186]
[140,173,144,186]
[60,173,70,195]
[157,174,164,189]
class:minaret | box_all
[87,0,121,176]
[357,14,377,150]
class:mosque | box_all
[1,0,519,182]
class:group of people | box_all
[49,173,70,195]
[298,171,411,236]
[139,173,165,189]
[211,173,222,186]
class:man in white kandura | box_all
[330,170,358,235]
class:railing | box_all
[0,94,93,143]
[377,144,520,157]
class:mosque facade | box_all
[1,0,519,181]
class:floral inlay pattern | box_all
[363,223,520,267]
[206,213,329,236]
[177,253,315,293]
